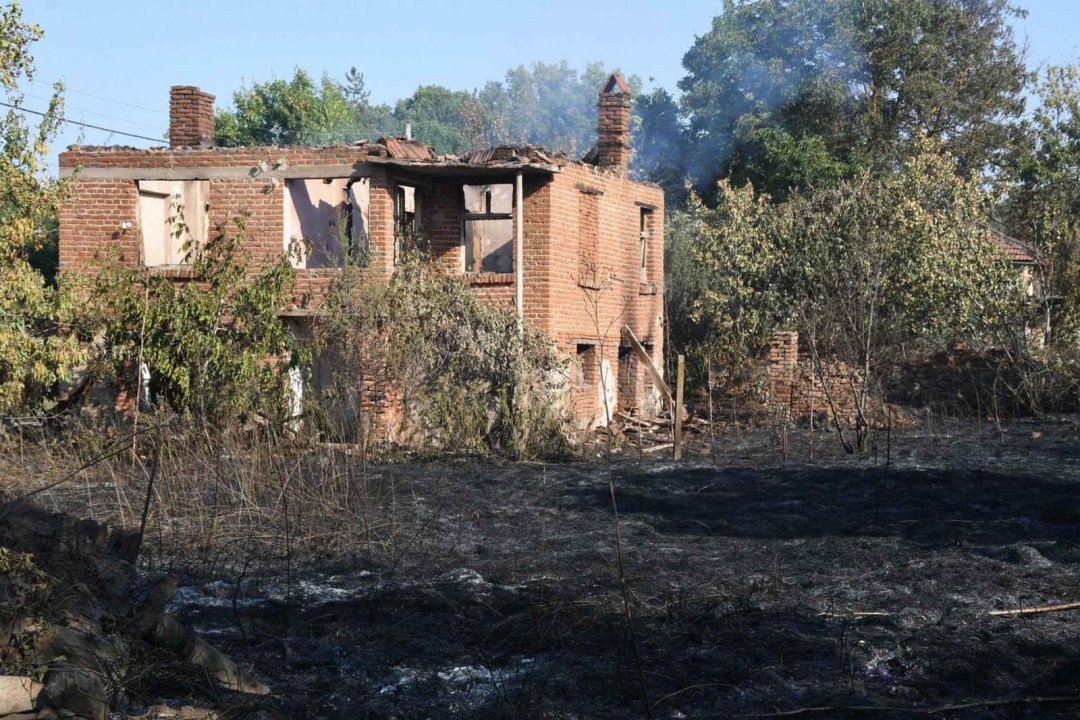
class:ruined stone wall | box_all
[891,349,1037,414]
[766,333,1061,422]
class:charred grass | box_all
[3,417,1080,718]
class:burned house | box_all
[58,75,666,429]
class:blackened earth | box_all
[136,419,1080,719]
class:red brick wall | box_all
[58,147,401,310]
[541,163,665,425]
[423,179,463,273]
[766,331,866,425]
[572,345,601,421]
[618,345,649,414]
[522,177,555,337]
[578,191,600,275]
[59,179,139,273]
[768,332,798,407]
[59,145,666,426]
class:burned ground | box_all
[6,418,1080,718]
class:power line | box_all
[31,78,169,115]
[24,93,167,131]
[30,78,410,144]
[0,101,163,143]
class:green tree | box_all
[214,61,672,177]
[314,257,566,457]
[631,87,688,202]
[215,69,358,146]
[679,181,788,378]
[1006,64,1080,343]
[393,85,473,154]
[343,66,371,106]
[343,66,397,138]
[784,149,1022,446]
[0,1,84,414]
[479,61,642,157]
[685,146,1024,447]
[679,0,1028,195]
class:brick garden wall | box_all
[766,331,867,425]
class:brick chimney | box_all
[597,73,632,177]
[169,86,216,148]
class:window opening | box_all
[137,180,208,267]
[463,183,514,273]
[640,208,653,284]
[285,178,369,269]
[394,184,422,262]
[575,344,594,389]
[345,179,370,267]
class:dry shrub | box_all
[308,257,570,459]
[0,417,430,580]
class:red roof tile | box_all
[987,227,1038,264]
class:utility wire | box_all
[9,99,405,147]
[25,92,167,131]
[0,101,164,143]
[31,77,169,115]
[30,78,411,144]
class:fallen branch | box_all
[989,601,1080,617]
[734,695,1080,717]
[651,683,732,712]
[818,611,891,618]
[148,615,271,694]
[642,443,674,454]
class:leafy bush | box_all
[676,145,1030,443]
[88,215,298,425]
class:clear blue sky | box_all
[19,0,1080,173]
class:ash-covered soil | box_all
[137,420,1080,718]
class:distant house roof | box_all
[987,226,1038,264]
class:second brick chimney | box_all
[597,73,632,177]
[169,86,216,148]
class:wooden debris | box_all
[148,615,271,694]
[989,601,1080,617]
[817,611,891,618]
[674,354,685,461]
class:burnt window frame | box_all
[284,177,371,269]
[393,183,422,264]
[344,178,371,268]
[639,207,653,285]
[462,183,515,274]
